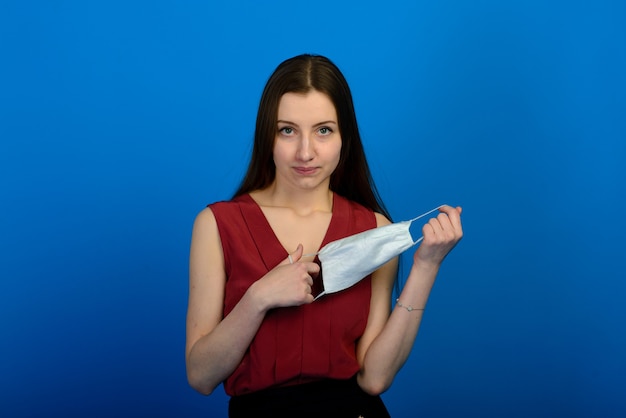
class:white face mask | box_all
[309,205,443,300]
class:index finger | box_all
[304,261,321,274]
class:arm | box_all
[355,206,463,395]
[185,208,319,395]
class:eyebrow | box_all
[277,120,338,127]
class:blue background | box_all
[1,1,625,417]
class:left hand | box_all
[413,205,463,268]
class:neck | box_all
[253,183,333,215]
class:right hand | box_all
[249,244,319,310]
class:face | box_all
[273,90,342,192]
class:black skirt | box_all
[228,375,390,417]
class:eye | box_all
[317,126,333,136]
[279,126,295,136]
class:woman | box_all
[186,54,463,417]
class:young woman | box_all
[186,54,463,417]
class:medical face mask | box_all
[308,205,443,300]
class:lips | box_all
[293,166,319,176]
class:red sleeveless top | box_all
[209,193,376,396]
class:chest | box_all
[259,207,332,258]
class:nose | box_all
[296,134,314,162]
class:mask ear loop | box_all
[409,204,446,244]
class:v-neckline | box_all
[237,192,348,270]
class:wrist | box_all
[395,298,425,312]
[244,281,272,315]
[410,258,440,276]
[402,261,439,304]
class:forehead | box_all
[277,90,337,122]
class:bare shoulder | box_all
[191,207,224,247]
[374,212,392,227]
[190,206,223,269]
[193,206,217,229]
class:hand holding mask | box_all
[304,205,461,300]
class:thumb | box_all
[281,243,304,266]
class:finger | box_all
[290,244,304,263]
[431,214,450,237]
[279,243,304,266]
[438,205,463,232]
[306,261,320,275]
[429,217,445,235]
[422,220,440,243]
[422,220,437,238]
[454,206,463,230]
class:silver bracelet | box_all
[396,298,425,312]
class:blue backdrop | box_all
[1,1,625,417]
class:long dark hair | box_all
[233,54,391,221]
